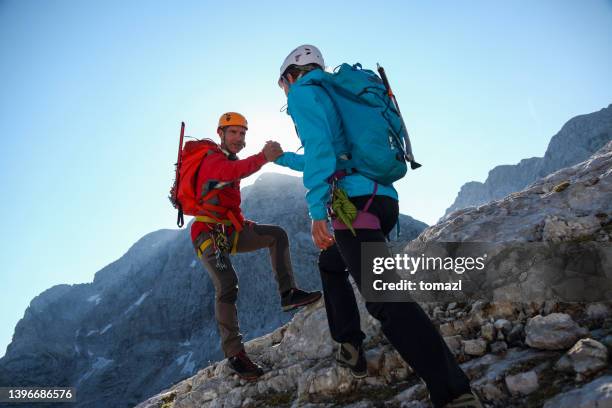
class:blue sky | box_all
[1,0,611,357]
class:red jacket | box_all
[190,145,267,242]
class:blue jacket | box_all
[275,69,398,220]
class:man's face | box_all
[218,125,246,154]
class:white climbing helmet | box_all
[279,44,325,81]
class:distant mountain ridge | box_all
[444,104,612,217]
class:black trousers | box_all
[318,195,471,408]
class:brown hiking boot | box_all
[281,288,322,312]
[228,350,264,381]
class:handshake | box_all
[262,140,284,162]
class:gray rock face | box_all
[127,301,610,408]
[445,104,612,216]
[587,303,611,320]
[462,339,487,356]
[392,384,427,405]
[555,338,609,377]
[480,323,496,342]
[525,313,588,350]
[405,142,612,305]
[504,370,539,396]
[133,298,609,408]
[0,173,426,408]
[543,375,612,408]
[424,141,612,243]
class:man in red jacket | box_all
[192,112,321,381]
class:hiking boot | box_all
[281,288,322,312]
[335,342,367,378]
[228,350,264,381]
[445,391,483,408]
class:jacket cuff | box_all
[309,205,328,221]
[274,153,289,167]
[256,151,268,165]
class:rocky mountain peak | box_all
[444,104,612,217]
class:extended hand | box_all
[266,140,282,150]
[263,141,283,162]
[311,219,334,250]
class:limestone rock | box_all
[555,338,609,376]
[494,319,512,335]
[587,303,611,320]
[480,323,496,342]
[543,375,612,408]
[490,341,508,354]
[525,313,589,350]
[505,370,539,396]
[439,322,456,337]
[463,339,487,356]
[444,335,463,356]
[392,383,427,404]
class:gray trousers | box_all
[196,222,296,357]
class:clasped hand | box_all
[262,140,283,162]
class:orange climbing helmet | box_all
[217,112,248,130]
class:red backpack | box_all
[169,123,222,227]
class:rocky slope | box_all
[0,173,427,408]
[135,143,612,408]
[444,104,612,217]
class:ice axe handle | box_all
[377,64,421,169]
[177,122,185,166]
[176,122,186,228]
[377,64,396,102]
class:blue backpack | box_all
[304,63,416,185]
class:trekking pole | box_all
[377,64,422,170]
[175,122,185,227]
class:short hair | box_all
[282,63,322,81]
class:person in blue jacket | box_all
[274,45,483,408]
